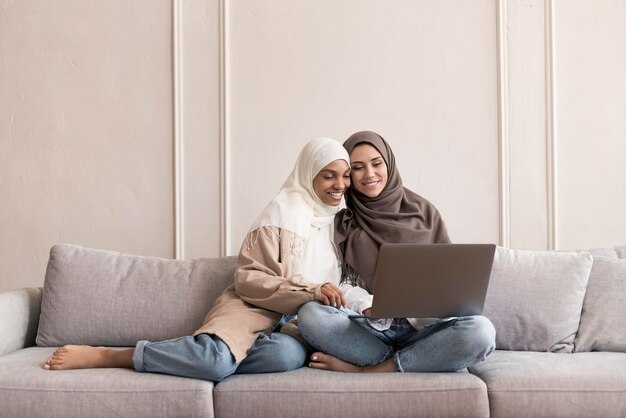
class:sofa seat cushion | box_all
[213,366,489,418]
[0,347,214,418]
[470,350,626,418]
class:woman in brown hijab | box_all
[297,131,496,373]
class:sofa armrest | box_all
[0,287,43,357]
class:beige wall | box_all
[1,0,625,291]
[228,0,501,252]
[1,1,176,292]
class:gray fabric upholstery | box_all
[0,287,42,357]
[483,247,593,352]
[587,247,620,258]
[587,244,626,259]
[5,244,625,417]
[0,347,214,418]
[470,350,626,418]
[37,244,237,347]
[214,367,489,418]
[575,256,626,352]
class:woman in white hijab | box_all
[44,137,351,381]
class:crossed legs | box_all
[297,301,495,373]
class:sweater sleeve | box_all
[339,282,392,331]
[339,283,372,314]
[234,226,324,315]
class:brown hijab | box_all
[335,131,451,292]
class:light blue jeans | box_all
[297,301,495,372]
[132,316,308,382]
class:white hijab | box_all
[248,137,350,239]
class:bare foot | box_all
[43,345,133,370]
[308,352,397,373]
[308,352,363,372]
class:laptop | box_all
[363,243,496,319]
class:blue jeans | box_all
[132,318,308,382]
[297,301,495,372]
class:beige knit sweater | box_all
[193,226,325,363]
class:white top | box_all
[292,223,341,286]
[339,283,441,331]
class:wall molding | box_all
[173,0,184,259]
[497,0,511,248]
[545,0,557,250]
[219,0,230,256]
[213,1,562,253]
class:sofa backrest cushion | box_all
[587,245,626,259]
[0,287,42,356]
[615,245,626,258]
[574,256,626,352]
[482,247,593,353]
[36,244,237,347]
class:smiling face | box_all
[312,159,351,206]
[349,143,388,198]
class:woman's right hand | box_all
[320,283,346,309]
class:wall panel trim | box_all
[497,0,511,248]
[173,0,184,259]
[545,0,557,250]
[219,0,231,256]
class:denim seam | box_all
[392,351,404,372]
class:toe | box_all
[47,356,63,366]
[52,347,65,356]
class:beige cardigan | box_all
[193,226,325,363]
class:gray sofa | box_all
[1,244,625,418]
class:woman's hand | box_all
[320,283,346,309]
